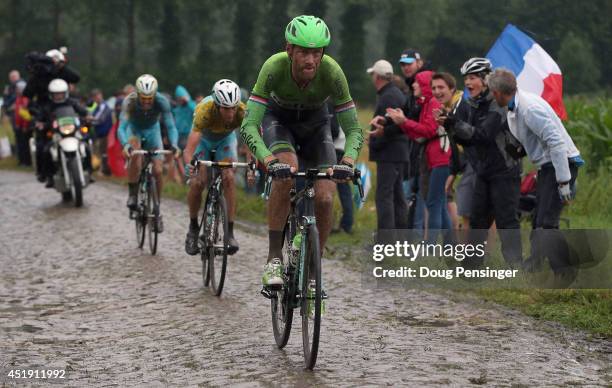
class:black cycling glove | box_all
[331,162,354,180]
[267,159,292,179]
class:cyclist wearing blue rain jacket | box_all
[118,74,181,233]
[172,85,197,149]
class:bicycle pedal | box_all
[306,289,329,299]
[260,287,275,299]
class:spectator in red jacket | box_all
[13,80,32,166]
[377,70,452,242]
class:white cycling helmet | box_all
[48,78,69,103]
[46,49,65,63]
[460,57,492,76]
[135,74,158,97]
[212,79,241,108]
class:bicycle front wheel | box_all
[135,180,147,249]
[199,193,211,287]
[271,216,297,348]
[301,225,321,370]
[147,177,159,255]
[208,195,228,296]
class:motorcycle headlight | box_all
[59,124,76,135]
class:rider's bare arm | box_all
[183,130,202,165]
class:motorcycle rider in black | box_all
[35,79,91,188]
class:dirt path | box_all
[1,170,610,387]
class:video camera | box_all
[25,51,55,76]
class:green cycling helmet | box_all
[285,15,331,48]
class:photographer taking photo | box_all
[24,49,80,105]
[436,58,522,268]
[24,48,81,182]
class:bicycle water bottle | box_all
[206,204,213,225]
[292,233,302,250]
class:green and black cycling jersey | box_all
[240,52,363,162]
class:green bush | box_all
[565,97,612,172]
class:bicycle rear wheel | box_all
[135,179,147,249]
[271,216,297,348]
[148,177,159,255]
[208,195,228,296]
[301,225,321,370]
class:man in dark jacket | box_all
[439,58,522,268]
[2,70,23,127]
[397,49,434,230]
[399,49,434,120]
[36,78,90,187]
[24,50,80,106]
[25,49,81,180]
[366,60,410,236]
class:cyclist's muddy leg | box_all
[222,167,236,222]
[187,167,206,219]
[152,159,163,199]
[267,151,297,261]
[127,138,142,183]
[314,179,335,254]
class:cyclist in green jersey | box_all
[240,15,364,287]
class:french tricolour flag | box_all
[486,24,567,120]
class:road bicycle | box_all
[261,168,363,369]
[130,149,171,255]
[193,150,254,296]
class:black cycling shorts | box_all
[262,105,336,169]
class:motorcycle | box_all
[30,105,92,207]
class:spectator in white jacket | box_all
[488,68,585,273]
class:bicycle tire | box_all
[271,216,297,348]
[199,201,210,287]
[209,194,228,296]
[148,176,159,255]
[302,225,321,370]
[135,178,147,249]
[67,157,83,207]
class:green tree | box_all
[233,0,260,87]
[558,32,601,94]
[338,0,370,103]
[262,0,289,58]
[305,0,327,17]
[384,0,409,61]
[158,0,183,88]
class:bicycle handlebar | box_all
[131,149,173,155]
[195,160,255,170]
[263,168,364,201]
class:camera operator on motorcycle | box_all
[24,49,81,182]
[35,79,92,188]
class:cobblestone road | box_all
[1,171,610,387]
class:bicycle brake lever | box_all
[262,175,273,201]
[353,169,364,199]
